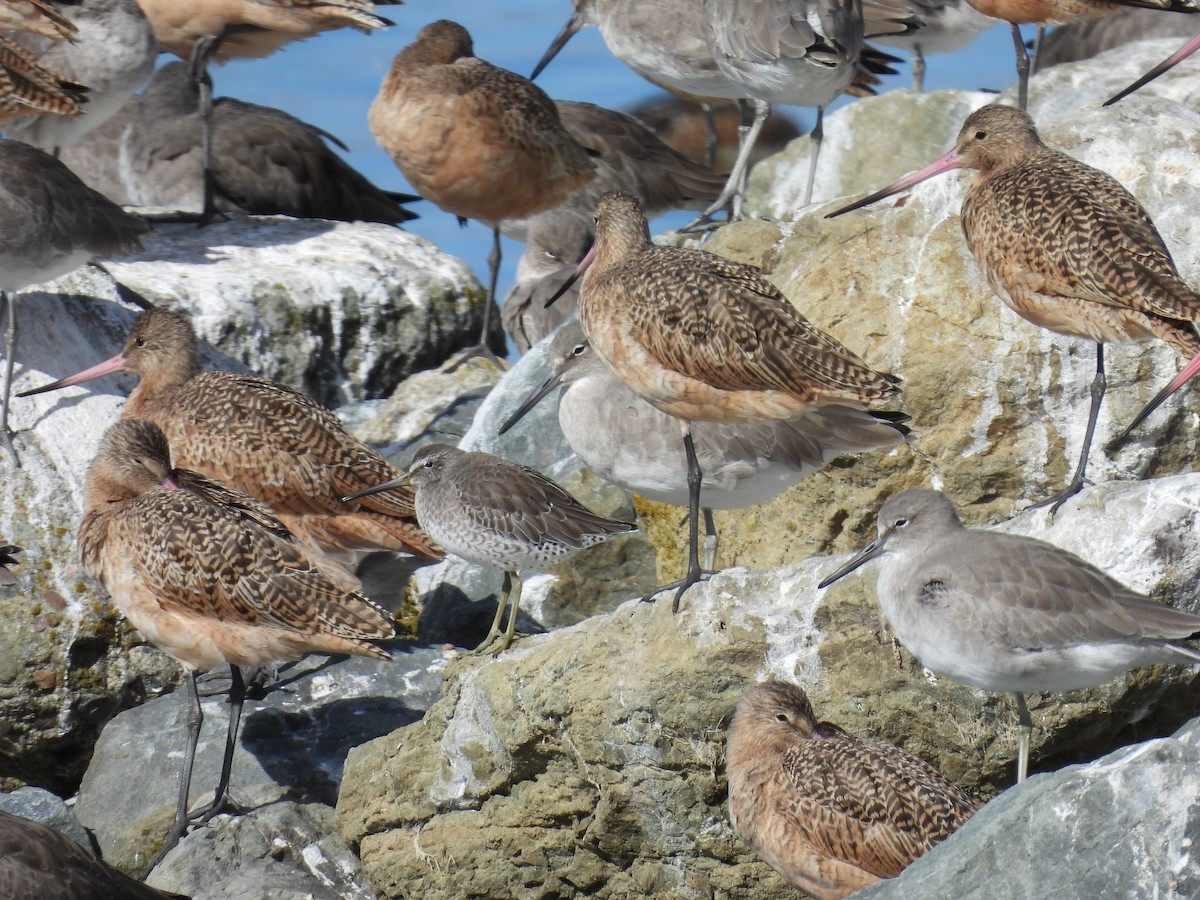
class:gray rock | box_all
[0,787,91,848]
[74,648,449,874]
[147,801,377,900]
[856,717,1200,899]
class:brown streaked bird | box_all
[369,19,596,359]
[134,0,399,221]
[960,0,1196,110]
[555,190,903,610]
[727,681,976,899]
[0,543,20,585]
[120,62,418,224]
[21,308,440,575]
[0,138,147,464]
[0,808,189,899]
[827,104,1200,512]
[344,443,636,655]
[0,36,87,124]
[79,418,397,870]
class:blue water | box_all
[217,3,1018,322]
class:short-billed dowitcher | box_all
[344,442,635,655]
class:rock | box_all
[147,801,378,900]
[74,649,448,874]
[0,786,91,848]
[855,717,1200,898]
[337,472,1200,899]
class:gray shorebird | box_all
[344,443,636,655]
[0,138,147,464]
[370,19,595,359]
[5,0,156,154]
[1105,32,1200,104]
[827,104,1200,513]
[552,190,904,610]
[120,62,418,224]
[818,488,1200,783]
[134,0,397,222]
[873,0,994,90]
[79,418,397,869]
[21,308,440,574]
[727,681,975,898]
[500,321,908,567]
[0,808,188,899]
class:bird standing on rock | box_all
[828,104,1200,513]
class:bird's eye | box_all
[974,130,987,140]
[423,460,434,468]
[894,518,909,528]
[571,343,586,356]
[775,713,788,723]
[135,337,146,348]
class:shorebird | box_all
[119,62,418,224]
[0,808,188,899]
[499,321,909,568]
[0,38,86,125]
[1034,8,1196,71]
[818,488,1200,783]
[873,0,995,90]
[727,681,976,898]
[827,104,1200,512]
[343,443,635,655]
[552,191,904,609]
[0,0,78,40]
[501,209,592,355]
[21,308,440,574]
[1106,31,1200,103]
[134,0,398,221]
[0,543,20,585]
[370,19,595,359]
[961,0,1196,109]
[79,418,397,868]
[0,138,147,464]
[5,0,156,153]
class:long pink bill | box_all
[1105,34,1200,107]
[16,352,128,398]
[544,242,596,309]
[825,147,964,219]
[1107,349,1200,450]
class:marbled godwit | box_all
[0,138,146,464]
[343,443,635,655]
[827,104,1200,512]
[1105,31,1200,102]
[0,0,77,39]
[501,208,592,355]
[961,0,1196,109]
[819,488,1200,782]
[79,418,397,868]
[727,681,975,898]
[554,191,903,609]
[0,543,20,585]
[0,37,86,124]
[0,808,189,899]
[5,0,156,153]
[135,0,398,221]
[500,321,909,567]
[21,308,440,572]
[370,19,595,359]
[120,62,418,224]
[874,0,995,90]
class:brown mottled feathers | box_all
[727,682,974,899]
[0,809,189,900]
[79,419,395,663]
[369,19,595,225]
[0,0,78,41]
[958,105,1200,355]
[0,36,86,122]
[587,192,898,406]
[114,309,439,561]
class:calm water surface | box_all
[216,3,1017,331]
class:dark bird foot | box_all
[641,569,718,613]
[1029,477,1089,518]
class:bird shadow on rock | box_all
[415,581,547,649]
[240,693,427,806]
[121,216,340,268]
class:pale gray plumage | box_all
[819,488,1200,782]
